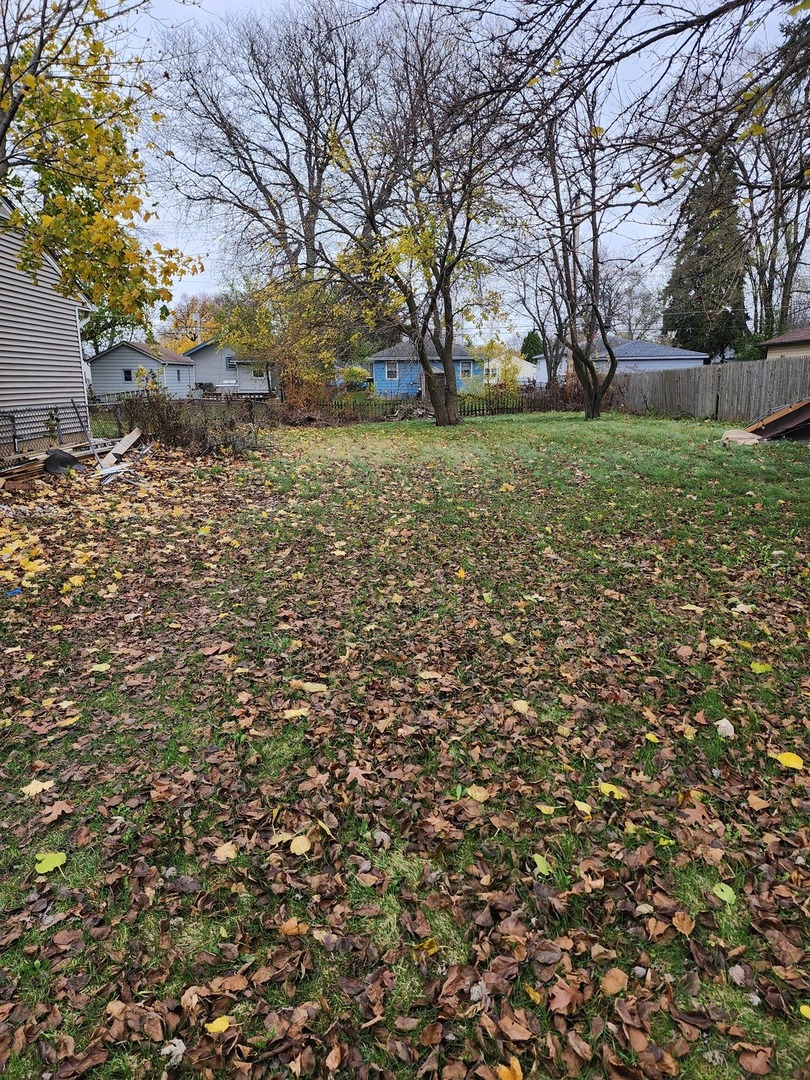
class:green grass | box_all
[0,413,808,1078]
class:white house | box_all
[482,355,538,387]
[0,199,89,455]
[184,339,275,394]
[88,341,195,398]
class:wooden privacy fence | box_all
[615,355,810,423]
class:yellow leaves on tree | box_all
[1,2,198,322]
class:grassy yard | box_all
[0,413,808,1080]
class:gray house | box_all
[594,339,710,371]
[0,199,89,455]
[88,341,195,398]
[184,339,275,394]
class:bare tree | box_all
[158,2,516,425]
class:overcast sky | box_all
[131,0,779,339]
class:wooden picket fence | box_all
[615,355,809,423]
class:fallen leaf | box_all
[672,911,695,936]
[35,852,67,874]
[747,792,769,811]
[466,784,490,802]
[644,732,660,743]
[511,700,530,715]
[532,854,552,876]
[212,841,238,863]
[600,968,628,995]
[204,1016,231,1034]
[713,882,736,905]
[40,800,73,823]
[715,718,735,738]
[290,835,311,855]
[89,662,111,672]
[301,681,328,693]
[599,782,627,799]
[537,804,557,815]
[750,662,772,674]
[574,800,592,817]
[734,1043,773,1075]
[775,752,803,770]
[799,1005,810,1020]
[21,779,55,797]
[496,1056,523,1080]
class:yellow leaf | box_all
[205,1016,231,1034]
[501,633,518,646]
[283,707,310,719]
[455,567,467,579]
[90,662,110,673]
[466,784,490,803]
[414,937,440,956]
[590,125,605,136]
[512,700,530,715]
[799,1004,810,1019]
[524,984,542,1004]
[599,782,627,800]
[750,661,772,674]
[290,835,312,855]
[301,681,328,693]
[35,852,66,873]
[496,1055,524,1080]
[537,804,556,816]
[644,732,660,743]
[775,752,804,771]
[22,779,55,797]
[212,841,238,862]
[574,800,592,817]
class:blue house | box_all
[369,340,482,397]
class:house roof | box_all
[760,326,810,347]
[596,338,709,361]
[89,340,195,365]
[183,338,218,356]
[370,339,474,362]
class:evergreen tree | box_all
[662,164,749,360]
[520,329,544,361]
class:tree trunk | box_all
[584,387,602,419]
[419,345,462,426]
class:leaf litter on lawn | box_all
[0,416,808,1079]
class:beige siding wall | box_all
[765,342,810,360]
[0,225,86,413]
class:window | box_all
[123,369,133,382]
[460,360,473,378]
[176,369,181,382]
[386,361,398,380]
[225,355,237,370]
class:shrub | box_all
[121,391,263,454]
